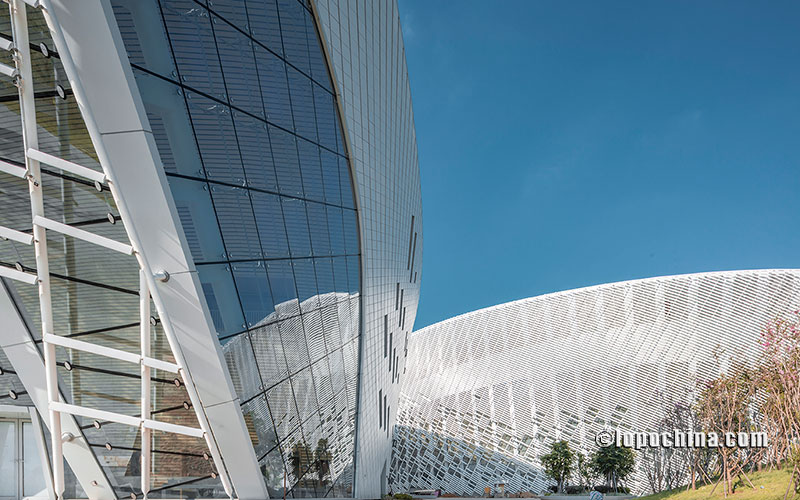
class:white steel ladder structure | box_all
[0,0,233,498]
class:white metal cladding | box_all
[392,269,800,495]
[312,0,424,496]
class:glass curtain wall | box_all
[111,0,361,496]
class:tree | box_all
[755,311,800,499]
[576,451,596,492]
[540,440,575,493]
[590,445,635,493]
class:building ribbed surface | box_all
[391,270,800,495]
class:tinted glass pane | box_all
[270,125,303,196]
[235,113,278,191]
[186,92,245,182]
[255,47,293,129]
[209,184,262,259]
[170,176,225,262]
[134,69,203,177]
[281,197,312,257]
[251,321,289,387]
[161,1,226,99]
[250,191,290,258]
[198,264,246,336]
[319,149,341,206]
[277,0,310,74]
[293,259,319,312]
[287,67,317,143]
[245,0,283,55]
[207,0,249,32]
[214,16,263,117]
[232,261,274,327]
[266,259,297,315]
[306,201,331,256]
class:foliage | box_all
[541,440,576,493]
[590,444,636,493]
[755,311,800,497]
[577,451,596,491]
[394,494,413,500]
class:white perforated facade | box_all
[391,270,800,495]
[312,1,423,496]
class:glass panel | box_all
[170,176,226,263]
[276,0,310,74]
[161,1,226,99]
[250,191,290,258]
[326,206,345,255]
[245,0,283,56]
[232,261,274,328]
[314,85,337,152]
[223,333,262,401]
[0,421,16,497]
[255,47,293,129]
[332,257,349,294]
[251,322,289,389]
[279,316,310,376]
[267,259,298,318]
[269,125,303,196]
[297,140,324,203]
[261,446,287,497]
[306,202,330,256]
[281,198,312,257]
[319,149,341,206]
[241,395,278,458]
[210,184,262,259]
[186,92,245,183]
[293,259,319,313]
[198,264,246,337]
[235,113,278,192]
[22,422,46,497]
[287,68,317,143]
[207,0,249,32]
[133,69,203,177]
[214,17,263,117]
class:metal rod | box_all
[27,148,106,184]
[140,270,151,499]
[50,401,205,438]
[9,1,64,496]
[0,61,18,77]
[0,224,34,245]
[42,333,179,373]
[0,265,38,284]
[33,215,134,255]
[0,159,27,177]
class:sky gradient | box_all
[399,0,800,330]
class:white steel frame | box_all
[0,281,115,500]
[40,0,269,497]
[1,0,235,498]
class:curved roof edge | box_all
[414,268,800,336]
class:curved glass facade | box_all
[111,0,360,496]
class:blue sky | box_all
[399,0,800,330]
